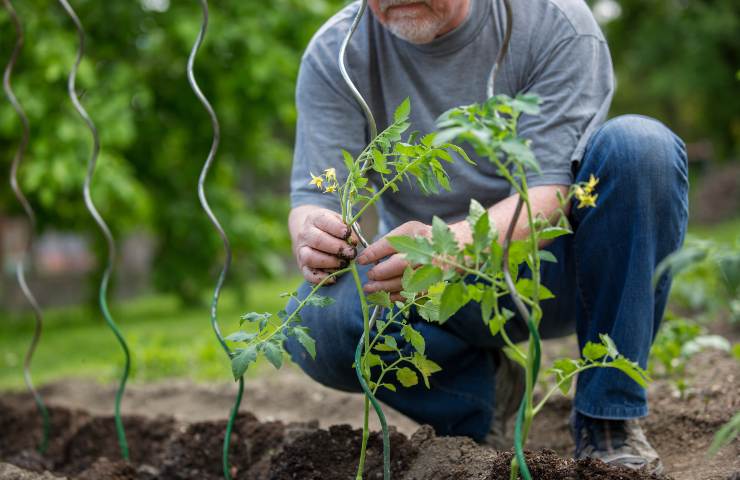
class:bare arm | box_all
[449,185,570,246]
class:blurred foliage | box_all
[1,0,738,306]
[593,0,740,160]
[0,0,344,304]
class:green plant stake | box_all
[3,0,51,454]
[186,1,245,478]
[57,0,131,460]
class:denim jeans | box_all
[284,115,689,441]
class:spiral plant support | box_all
[2,0,51,454]
[338,1,392,478]
[186,1,244,479]
[57,0,132,461]
[487,1,541,478]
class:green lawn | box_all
[1,219,737,391]
[0,275,302,390]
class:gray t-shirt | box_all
[291,0,614,234]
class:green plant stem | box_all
[351,262,372,480]
[532,365,598,416]
[223,376,244,480]
[371,358,405,395]
[349,159,421,225]
[248,267,350,348]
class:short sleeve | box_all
[516,34,614,190]
[290,56,368,213]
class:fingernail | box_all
[343,227,351,240]
[363,283,374,292]
[357,254,367,264]
[344,246,357,258]
[339,259,349,268]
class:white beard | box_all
[380,1,446,44]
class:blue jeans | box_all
[285,115,689,441]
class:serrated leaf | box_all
[599,334,619,358]
[467,199,487,228]
[293,327,316,360]
[225,331,257,343]
[411,353,442,388]
[538,250,558,263]
[582,342,608,361]
[342,149,355,171]
[304,294,335,308]
[365,352,383,368]
[388,235,435,264]
[431,216,459,256]
[404,265,443,293]
[438,282,468,323]
[538,226,572,241]
[608,357,650,388]
[515,278,555,300]
[240,312,271,326]
[396,367,419,388]
[401,324,425,355]
[263,342,283,370]
[231,345,257,379]
[367,291,392,308]
[394,97,411,122]
[372,148,390,174]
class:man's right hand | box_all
[289,205,357,285]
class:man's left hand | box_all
[356,220,431,301]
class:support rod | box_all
[2,0,51,454]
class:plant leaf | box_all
[404,265,443,293]
[388,235,435,264]
[401,324,425,355]
[438,282,469,323]
[396,367,419,388]
[582,341,608,361]
[231,345,257,379]
[431,216,459,256]
[304,294,335,308]
[293,327,316,360]
[394,97,411,122]
[367,291,392,308]
[262,342,283,370]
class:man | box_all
[285,0,688,473]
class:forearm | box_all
[449,185,570,246]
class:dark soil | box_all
[1,349,737,479]
[0,398,669,480]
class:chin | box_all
[385,16,444,44]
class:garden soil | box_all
[0,348,737,479]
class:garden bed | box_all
[0,349,737,479]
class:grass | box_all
[0,275,302,390]
[1,219,737,391]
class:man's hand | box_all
[290,206,357,285]
[357,220,431,301]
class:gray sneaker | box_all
[571,411,664,474]
[483,350,526,449]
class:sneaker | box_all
[571,411,664,474]
[483,350,525,449]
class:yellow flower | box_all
[309,172,324,189]
[577,192,598,209]
[324,184,337,193]
[324,167,337,182]
[584,174,599,193]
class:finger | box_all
[298,246,345,270]
[357,237,395,265]
[367,254,408,281]
[312,211,351,240]
[390,292,404,303]
[363,277,403,294]
[306,226,357,259]
[358,222,427,265]
[301,265,336,285]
